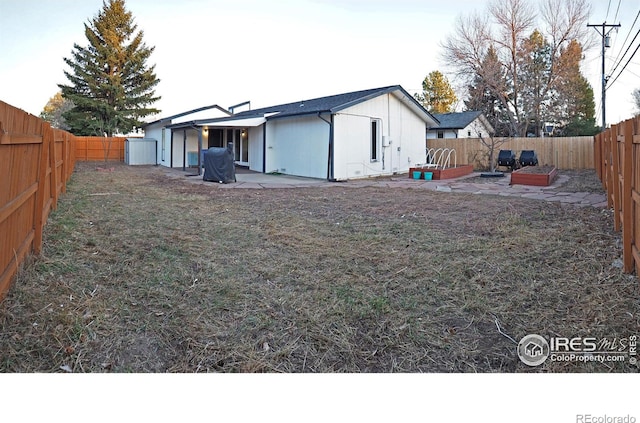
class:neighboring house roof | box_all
[167,85,439,129]
[144,104,231,127]
[431,111,483,130]
[429,111,495,135]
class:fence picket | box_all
[0,101,77,301]
[595,117,639,282]
[426,136,595,170]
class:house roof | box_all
[167,85,439,129]
[144,104,230,127]
[430,111,484,130]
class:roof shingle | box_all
[431,111,482,130]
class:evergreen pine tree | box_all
[417,71,458,114]
[59,0,160,136]
[553,40,598,136]
[464,46,512,137]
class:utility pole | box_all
[587,22,621,130]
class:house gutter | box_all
[318,113,335,181]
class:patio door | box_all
[228,128,249,166]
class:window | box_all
[370,119,381,161]
[209,129,223,148]
[468,130,472,137]
[437,131,444,139]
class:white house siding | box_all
[426,129,458,139]
[144,107,229,168]
[169,128,201,168]
[144,123,163,164]
[248,126,264,172]
[333,93,427,180]
[461,120,489,138]
[264,115,329,179]
[426,117,492,140]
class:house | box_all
[148,85,439,181]
[426,111,494,139]
[143,104,232,168]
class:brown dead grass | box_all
[0,162,637,373]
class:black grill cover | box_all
[497,150,516,167]
[203,145,236,183]
[519,150,538,166]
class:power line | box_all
[588,22,622,129]
[609,9,640,74]
[613,0,622,23]
[609,26,640,77]
[607,0,624,53]
[608,40,640,88]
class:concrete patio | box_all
[159,166,608,208]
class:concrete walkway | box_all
[162,168,608,208]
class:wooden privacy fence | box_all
[427,136,594,170]
[76,136,126,161]
[0,100,76,301]
[594,117,639,280]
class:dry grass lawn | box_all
[1,163,638,372]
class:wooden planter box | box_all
[409,164,473,180]
[510,165,558,186]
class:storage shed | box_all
[125,138,157,165]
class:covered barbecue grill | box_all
[203,144,236,183]
[518,150,538,167]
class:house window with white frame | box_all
[370,119,381,161]
[437,131,444,139]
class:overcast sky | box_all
[1,0,638,125]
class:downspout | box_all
[318,113,334,181]
[383,94,391,171]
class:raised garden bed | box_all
[409,164,473,180]
[510,165,558,186]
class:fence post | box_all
[622,119,634,273]
[50,129,59,209]
[593,134,600,181]
[61,132,69,194]
[607,129,613,207]
[69,134,76,179]
[610,124,621,231]
[33,122,52,255]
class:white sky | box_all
[0,0,638,126]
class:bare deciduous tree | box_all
[489,0,536,135]
[633,88,640,115]
[441,0,592,137]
